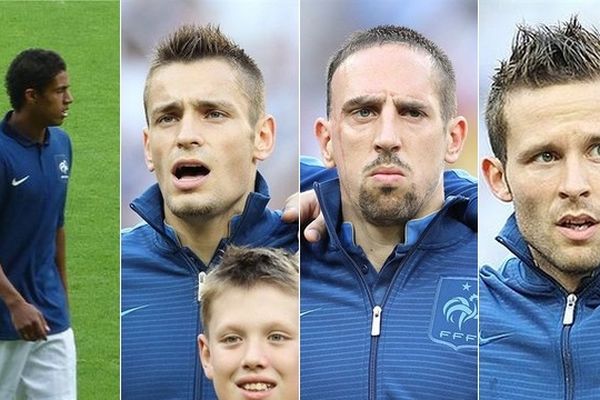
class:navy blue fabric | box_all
[121,173,298,400]
[480,214,600,400]
[300,177,477,399]
[0,112,72,340]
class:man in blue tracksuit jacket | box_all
[480,18,600,399]
[300,26,477,399]
[121,25,297,400]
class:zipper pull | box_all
[562,294,577,325]
[371,306,382,336]
[197,272,207,302]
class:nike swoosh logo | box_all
[300,308,322,317]
[121,305,150,317]
[479,332,512,345]
[11,176,30,186]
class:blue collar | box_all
[340,210,438,251]
[314,177,468,251]
[496,213,600,294]
[131,171,272,249]
[1,111,50,147]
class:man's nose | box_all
[176,114,205,148]
[373,106,401,153]
[558,156,592,200]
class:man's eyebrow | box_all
[341,95,385,113]
[515,141,560,162]
[392,98,430,111]
[581,132,600,147]
[149,100,181,118]
[190,99,236,111]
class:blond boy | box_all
[199,246,298,400]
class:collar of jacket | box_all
[496,213,600,298]
[129,171,271,251]
[312,177,471,252]
[1,111,51,147]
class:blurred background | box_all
[479,0,600,268]
[300,0,478,174]
[121,0,298,227]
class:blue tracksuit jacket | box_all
[301,177,477,399]
[480,214,600,400]
[121,173,297,400]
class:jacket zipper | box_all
[562,293,577,400]
[313,184,462,399]
[323,194,455,400]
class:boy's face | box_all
[199,284,298,400]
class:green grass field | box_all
[0,1,120,398]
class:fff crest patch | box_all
[428,277,477,350]
[54,155,69,180]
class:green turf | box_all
[0,1,120,398]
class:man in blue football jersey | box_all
[121,25,297,400]
[0,49,75,399]
[300,25,477,399]
[480,17,600,400]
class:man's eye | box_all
[157,115,176,124]
[207,110,225,119]
[354,108,373,118]
[534,152,556,163]
[589,144,600,159]
[402,108,423,118]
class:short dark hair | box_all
[326,25,457,122]
[5,49,67,111]
[200,246,298,336]
[144,24,265,125]
[486,16,600,164]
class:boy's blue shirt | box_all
[121,173,297,400]
[480,214,600,400]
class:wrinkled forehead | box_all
[330,44,439,109]
[143,59,254,122]
[503,80,600,149]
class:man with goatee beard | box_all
[300,25,477,400]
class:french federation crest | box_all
[428,277,477,350]
[54,155,70,180]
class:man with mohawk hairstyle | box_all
[480,17,600,400]
[121,25,297,400]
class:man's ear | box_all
[444,116,468,164]
[315,118,335,168]
[253,115,275,161]
[482,156,513,202]
[198,334,214,380]
[143,128,155,172]
[24,88,37,105]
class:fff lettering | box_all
[438,330,476,342]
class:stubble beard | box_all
[165,196,215,219]
[357,151,438,227]
[515,201,600,284]
[358,184,419,227]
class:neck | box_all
[9,110,46,143]
[341,200,404,272]
[530,248,592,293]
[340,188,443,272]
[164,198,248,265]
